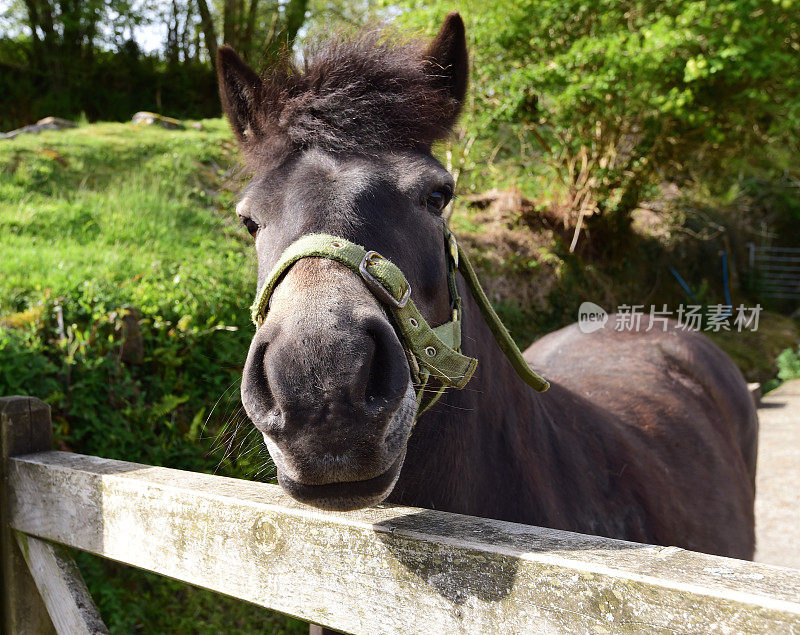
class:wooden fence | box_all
[2,395,800,634]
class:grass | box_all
[0,119,307,633]
[0,119,248,315]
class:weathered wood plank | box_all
[9,451,800,634]
[1,396,55,635]
[15,532,108,635]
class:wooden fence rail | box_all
[3,395,800,634]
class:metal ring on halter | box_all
[358,251,411,309]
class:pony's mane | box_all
[247,31,461,165]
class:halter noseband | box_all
[250,225,549,418]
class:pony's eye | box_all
[425,188,452,213]
[240,216,259,237]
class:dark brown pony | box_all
[221,13,757,564]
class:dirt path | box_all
[754,379,800,569]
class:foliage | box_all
[75,552,307,634]
[762,342,800,392]
[0,120,290,630]
[196,0,309,66]
[705,312,800,384]
[777,345,800,381]
[0,0,314,129]
[393,1,800,251]
[0,45,219,130]
[0,287,262,472]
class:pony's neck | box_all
[389,278,561,525]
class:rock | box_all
[132,111,184,130]
[36,116,77,130]
[1,125,39,139]
[189,122,204,131]
[1,116,78,140]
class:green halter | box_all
[250,225,549,417]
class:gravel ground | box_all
[754,380,800,569]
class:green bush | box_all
[777,346,800,382]
[0,284,265,474]
[394,1,800,245]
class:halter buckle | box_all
[359,251,411,309]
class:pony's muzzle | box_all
[240,259,414,507]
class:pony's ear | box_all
[424,12,469,115]
[217,46,264,143]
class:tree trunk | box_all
[22,0,44,69]
[223,0,233,45]
[22,0,42,46]
[242,0,259,62]
[58,0,81,58]
[166,0,179,67]
[282,0,308,47]
[264,0,308,57]
[235,0,245,48]
[196,0,218,66]
[36,0,56,51]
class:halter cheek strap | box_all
[250,226,549,419]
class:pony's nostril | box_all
[362,318,408,413]
[241,331,275,425]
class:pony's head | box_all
[221,13,468,510]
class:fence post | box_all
[1,396,56,634]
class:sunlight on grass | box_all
[0,120,306,634]
[0,119,252,315]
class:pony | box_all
[219,13,756,564]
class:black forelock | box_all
[244,30,461,167]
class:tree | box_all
[17,0,147,78]
[196,0,309,67]
[166,0,202,65]
[390,1,800,251]
[196,0,218,63]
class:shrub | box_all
[777,345,800,382]
[393,1,800,250]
